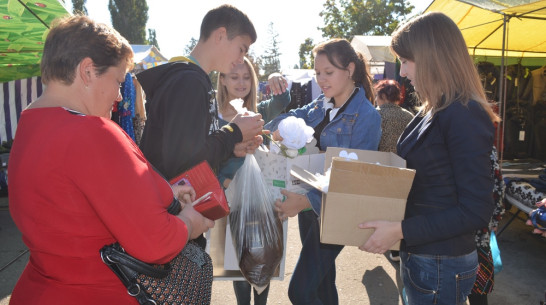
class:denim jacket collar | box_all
[316,86,368,118]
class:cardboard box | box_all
[291,147,415,250]
[254,143,325,200]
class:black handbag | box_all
[100,199,213,305]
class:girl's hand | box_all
[274,189,311,220]
[358,221,403,254]
[268,73,288,95]
[272,129,283,141]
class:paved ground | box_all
[1,196,545,304]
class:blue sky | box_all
[66,1,432,70]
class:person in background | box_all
[399,76,420,115]
[526,198,546,238]
[358,12,500,305]
[267,38,381,305]
[375,79,414,153]
[373,79,414,262]
[216,57,291,305]
[8,15,213,305]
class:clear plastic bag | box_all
[225,154,283,293]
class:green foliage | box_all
[298,38,315,69]
[108,0,149,44]
[319,0,414,40]
[184,37,198,55]
[246,52,263,81]
[72,0,87,15]
[147,28,159,50]
[260,22,281,81]
[209,71,219,91]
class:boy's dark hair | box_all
[200,4,257,43]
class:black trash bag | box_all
[225,154,283,293]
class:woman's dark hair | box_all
[374,79,401,104]
[41,15,133,85]
[313,38,374,102]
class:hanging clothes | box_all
[477,61,499,102]
[503,64,534,159]
[531,66,546,105]
[119,72,136,141]
[132,77,146,145]
[284,80,312,112]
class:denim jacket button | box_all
[337,128,341,133]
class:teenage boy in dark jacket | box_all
[138,4,264,182]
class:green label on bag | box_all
[273,180,286,188]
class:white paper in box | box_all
[291,147,415,249]
[254,146,325,200]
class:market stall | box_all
[425,0,546,233]
[130,44,168,73]
[351,35,397,80]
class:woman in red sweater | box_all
[8,15,214,305]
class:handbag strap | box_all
[100,244,161,305]
[167,197,182,215]
[100,243,170,278]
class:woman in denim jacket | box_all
[358,13,500,305]
[265,38,381,305]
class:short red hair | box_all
[374,79,401,104]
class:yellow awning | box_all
[425,0,546,58]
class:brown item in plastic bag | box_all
[232,219,283,292]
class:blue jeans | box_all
[400,250,478,305]
[233,281,270,305]
[288,210,344,305]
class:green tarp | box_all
[0,0,70,83]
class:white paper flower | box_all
[278,117,314,150]
[229,98,248,114]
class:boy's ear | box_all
[212,27,228,44]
